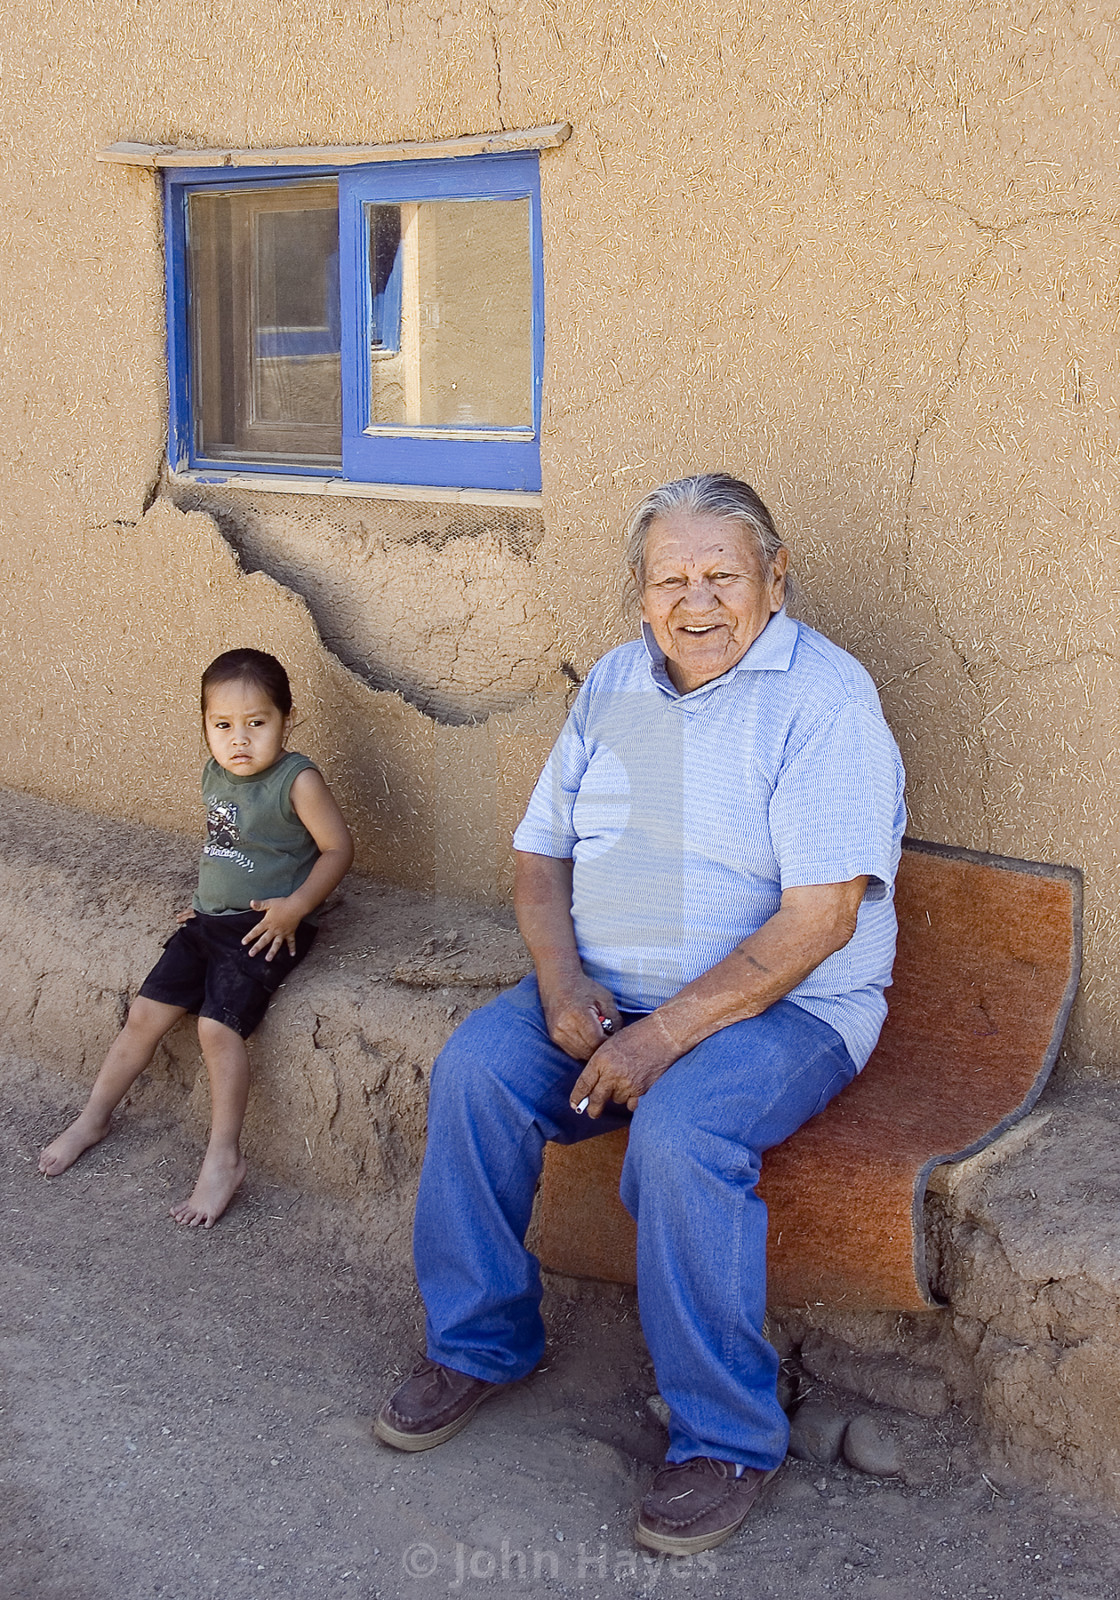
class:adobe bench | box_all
[536,839,1082,1312]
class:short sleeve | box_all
[511,692,591,860]
[768,699,904,899]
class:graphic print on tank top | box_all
[204,800,254,873]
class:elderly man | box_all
[376,474,905,1554]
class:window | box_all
[164,152,544,493]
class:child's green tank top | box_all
[193,751,321,920]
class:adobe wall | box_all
[1,2,1118,1064]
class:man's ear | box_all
[769,547,789,611]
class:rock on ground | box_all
[788,1402,849,1465]
[842,1415,902,1478]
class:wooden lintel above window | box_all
[98,123,572,169]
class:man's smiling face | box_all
[638,509,788,695]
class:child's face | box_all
[203,678,292,778]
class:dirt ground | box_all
[3,1056,1120,1600]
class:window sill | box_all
[100,123,571,169]
[169,469,543,509]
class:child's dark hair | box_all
[201,649,293,717]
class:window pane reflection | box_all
[188,183,341,465]
[366,198,533,431]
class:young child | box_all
[38,648,354,1227]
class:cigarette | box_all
[576,1096,590,1113]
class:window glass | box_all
[368,203,403,356]
[365,198,532,432]
[188,182,341,465]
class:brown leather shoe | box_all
[374,1357,501,1451]
[635,1457,778,1554]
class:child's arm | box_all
[244,770,355,960]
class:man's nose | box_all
[678,577,718,605]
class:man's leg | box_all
[412,975,629,1383]
[377,976,630,1450]
[621,999,857,1471]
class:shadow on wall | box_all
[167,482,564,725]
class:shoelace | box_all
[409,1357,455,1396]
[656,1457,735,1503]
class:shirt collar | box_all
[642,607,799,699]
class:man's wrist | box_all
[531,949,585,985]
[649,1008,687,1057]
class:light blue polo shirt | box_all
[513,608,906,1070]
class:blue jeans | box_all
[413,976,857,1471]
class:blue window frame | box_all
[164,152,544,493]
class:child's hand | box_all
[244,898,301,961]
[176,907,197,925]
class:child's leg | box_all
[38,997,187,1175]
[170,1017,250,1228]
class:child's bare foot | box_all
[38,1110,112,1176]
[170,1149,247,1228]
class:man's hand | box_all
[538,970,621,1063]
[175,906,197,925]
[244,897,301,960]
[516,851,622,1059]
[569,1013,677,1115]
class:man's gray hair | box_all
[624,473,787,587]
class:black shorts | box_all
[138,910,317,1039]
